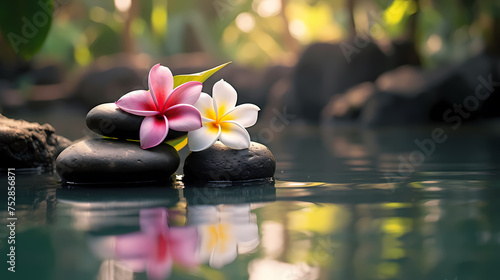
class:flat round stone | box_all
[183,141,276,182]
[56,138,180,184]
[86,103,186,140]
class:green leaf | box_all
[173,62,231,88]
[165,135,188,151]
[105,135,188,151]
[0,0,54,59]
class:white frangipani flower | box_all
[188,79,260,152]
[187,204,259,269]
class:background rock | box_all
[290,42,392,121]
[0,114,72,168]
[322,53,500,127]
[73,66,144,109]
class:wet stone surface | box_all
[86,103,185,140]
[183,141,276,182]
[56,138,180,184]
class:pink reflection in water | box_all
[90,207,198,280]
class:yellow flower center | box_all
[206,223,230,253]
[209,121,220,130]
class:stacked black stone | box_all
[56,103,277,185]
[183,141,276,184]
[56,103,181,184]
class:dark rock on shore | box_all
[0,114,72,168]
[292,42,392,121]
[323,53,500,126]
[289,40,425,123]
[361,54,497,126]
[73,66,143,109]
[56,138,179,184]
[183,141,275,182]
[30,65,63,85]
[86,103,186,140]
[360,65,433,126]
[322,82,376,121]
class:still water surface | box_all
[2,124,500,280]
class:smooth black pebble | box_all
[86,103,186,140]
[56,138,180,184]
[183,141,276,182]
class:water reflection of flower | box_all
[89,208,198,280]
[187,204,259,269]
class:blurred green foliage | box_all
[1,0,499,68]
[0,0,54,59]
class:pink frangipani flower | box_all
[116,64,203,149]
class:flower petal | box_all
[221,104,260,127]
[233,223,260,254]
[149,64,174,111]
[213,79,237,118]
[219,121,250,150]
[164,104,202,132]
[164,81,203,110]
[115,233,154,259]
[194,92,217,121]
[116,90,159,116]
[195,225,215,263]
[187,121,221,152]
[140,115,169,149]
[87,236,116,259]
[147,252,173,280]
[169,226,199,267]
[233,222,259,243]
[140,208,168,234]
[120,259,147,272]
[187,205,218,225]
[202,117,215,122]
[209,228,237,269]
